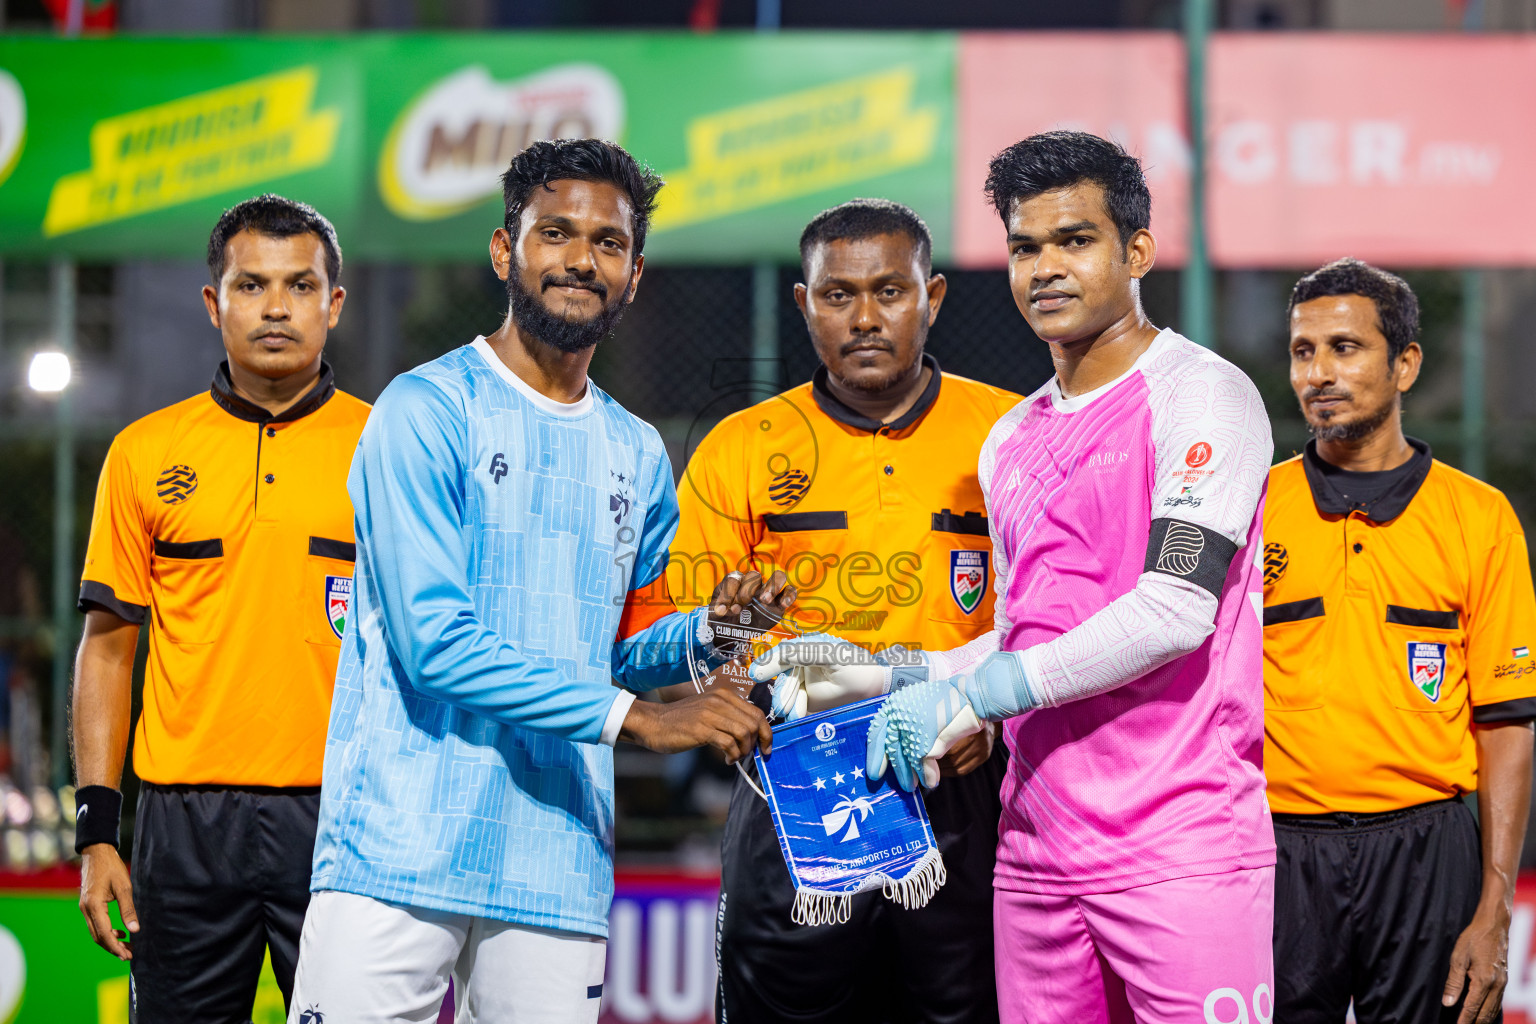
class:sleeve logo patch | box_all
[156,464,198,504]
[950,550,988,614]
[1263,543,1289,587]
[1185,441,1213,468]
[1155,522,1206,576]
[1408,642,1447,702]
[1514,646,1530,659]
[326,575,352,640]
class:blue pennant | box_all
[754,697,946,926]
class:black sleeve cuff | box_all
[78,580,147,624]
[1472,696,1536,724]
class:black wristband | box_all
[73,785,123,853]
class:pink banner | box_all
[955,33,1536,270]
[1208,34,1536,267]
[954,33,1189,269]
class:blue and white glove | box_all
[866,651,1042,792]
[747,634,932,722]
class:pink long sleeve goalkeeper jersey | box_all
[955,329,1275,895]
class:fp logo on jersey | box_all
[325,575,352,640]
[1408,642,1448,702]
[950,550,988,615]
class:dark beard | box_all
[1308,397,1395,443]
[828,322,930,395]
[506,265,630,354]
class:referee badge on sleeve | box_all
[1408,642,1447,703]
[950,551,987,615]
[326,575,352,640]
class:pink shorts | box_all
[994,867,1274,1024]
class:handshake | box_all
[748,633,1041,794]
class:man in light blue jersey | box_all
[287,139,783,1024]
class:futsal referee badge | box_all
[325,575,352,640]
[1408,641,1448,703]
[950,550,987,615]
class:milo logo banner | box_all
[0,34,953,261]
[361,33,952,261]
[754,697,945,926]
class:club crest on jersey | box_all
[1408,641,1448,702]
[325,575,351,640]
[950,550,987,615]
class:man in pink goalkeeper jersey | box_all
[753,132,1275,1023]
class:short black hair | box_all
[798,198,933,274]
[501,138,664,259]
[983,131,1151,247]
[1289,257,1420,364]
[207,193,342,287]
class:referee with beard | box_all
[668,199,1020,1024]
[1264,259,1536,1024]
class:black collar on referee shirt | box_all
[1302,436,1433,523]
[811,352,942,434]
[210,360,337,424]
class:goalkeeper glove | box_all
[866,651,1040,791]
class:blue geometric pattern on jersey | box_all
[310,344,702,937]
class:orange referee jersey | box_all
[1263,439,1536,814]
[669,354,1022,653]
[79,363,369,787]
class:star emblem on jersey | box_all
[609,470,633,525]
[950,550,988,614]
[156,464,198,504]
[1263,542,1288,587]
[325,575,351,639]
[1408,642,1447,702]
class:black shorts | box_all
[716,746,1005,1024]
[1273,797,1490,1024]
[128,783,320,1024]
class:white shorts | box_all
[287,890,607,1024]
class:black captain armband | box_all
[73,785,123,853]
[1143,518,1240,597]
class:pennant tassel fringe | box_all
[790,847,948,926]
[882,846,946,909]
[790,889,854,927]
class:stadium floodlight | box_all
[27,350,71,393]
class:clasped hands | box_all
[748,634,1037,792]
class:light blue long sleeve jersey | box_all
[311,338,708,938]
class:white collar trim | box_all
[1047,327,1175,413]
[470,336,594,418]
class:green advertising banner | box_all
[0,37,365,260]
[0,882,287,1024]
[0,33,954,263]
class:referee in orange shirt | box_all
[70,195,370,1020]
[669,199,1020,1023]
[1264,259,1536,1024]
